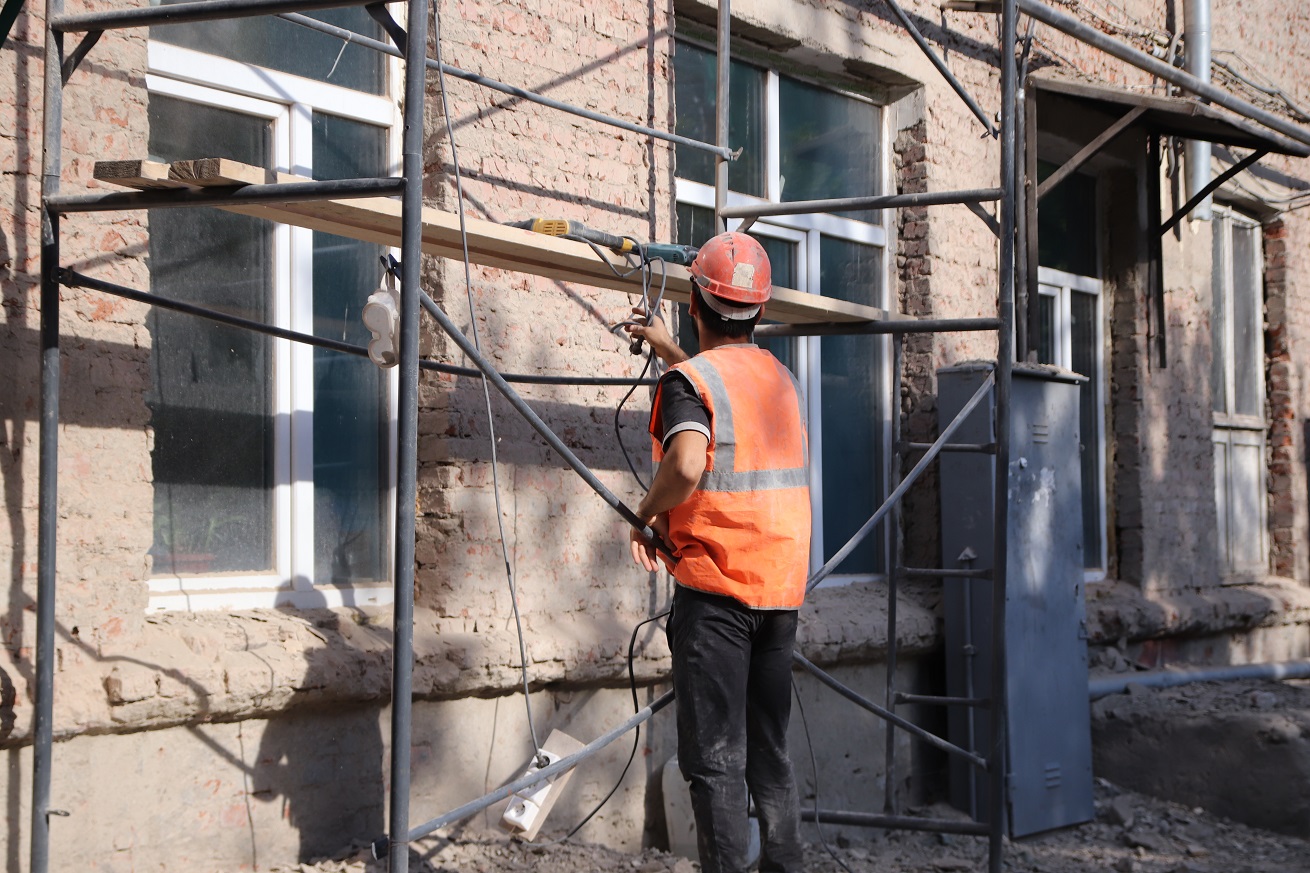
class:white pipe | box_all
[1184,0,1213,220]
[1089,659,1310,699]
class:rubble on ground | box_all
[272,778,1310,873]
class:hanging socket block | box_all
[498,729,584,841]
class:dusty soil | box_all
[273,777,1310,873]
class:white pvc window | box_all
[672,40,892,584]
[1211,207,1267,576]
[1036,267,1106,578]
[144,42,401,611]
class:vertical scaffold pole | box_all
[387,0,429,869]
[882,335,904,814]
[988,0,1019,870]
[714,0,730,230]
[32,0,65,869]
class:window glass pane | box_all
[1071,291,1101,569]
[819,238,883,574]
[1213,437,1230,569]
[147,95,275,574]
[1037,160,1098,277]
[312,114,389,584]
[778,76,879,223]
[1230,438,1264,569]
[1231,223,1263,418]
[754,235,797,373]
[673,41,765,196]
[1037,292,1056,365]
[151,7,386,95]
[1211,220,1229,415]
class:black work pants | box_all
[667,585,804,873]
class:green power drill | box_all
[506,218,698,266]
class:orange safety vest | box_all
[650,344,811,609]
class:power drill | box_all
[505,218,698,266]
[507,218,699,356]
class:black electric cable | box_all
[793,677,857,873]
[543,608,670,844]
[432,0,545,767]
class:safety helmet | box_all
[688,231,772,320]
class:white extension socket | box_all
[499,729,584,841]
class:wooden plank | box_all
[250,196,895,324]
[93,159,192,190]
[169,157,267,187]
[85,156,898,324]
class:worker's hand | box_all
[624,307,687,365]
[629,515,670,573]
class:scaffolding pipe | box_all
[806,372,995,593]
[1017,0,1310,148]
[1089,660,1310,700]
[419,291,673,557]
[754,317,1000,338]
[385,0,427,866]
[57,270,656,387]
[45,176,406,213]
[883,335,904,814]
[800,808,990,835]
[879,0,997,137]
[718,188,1003,219]
[32,0,64,866]
[51,0,397,32]
[405,690,674,841]
[714,0,731,230]
[277,13,733,160]
[792,653,988,769]
[987,0,1018,868]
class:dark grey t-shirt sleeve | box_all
[657,372,711,450]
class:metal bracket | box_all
[1037,105,1147,202]
[366,3,406,54]
[1160,148,1268,236]
[966,201,1001,238]
[60,29,101,84]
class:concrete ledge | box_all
[1085,577,1310,646]
[0,579,938,746]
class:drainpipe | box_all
[1184,0,1213,220]
[1089,659,1310,700]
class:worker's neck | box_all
[697,332,752,353]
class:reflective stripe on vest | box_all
[650,344,811,610]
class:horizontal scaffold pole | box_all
[51,0,396,32]
[800,808,990,835]
[57,270,653,387]
[793,653,988,770]
[755,317,999,338]
[404,690,674,841]
[278,13,734,160]
[719,188,1003,220]
[1018,0,1310,149]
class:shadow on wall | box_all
[249,607,385,863]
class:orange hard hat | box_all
[688,232,772,312]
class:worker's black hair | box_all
[693,284,763,340]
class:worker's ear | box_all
[688,286,700,319]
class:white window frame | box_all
[1037,266,1106,579]
[1211,206,1268,576]
[145,43,402,612]
[672,53,893,586]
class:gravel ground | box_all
[271,778,1310,873]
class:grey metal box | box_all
[937,362,1094,838]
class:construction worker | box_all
[625,231,810,873]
